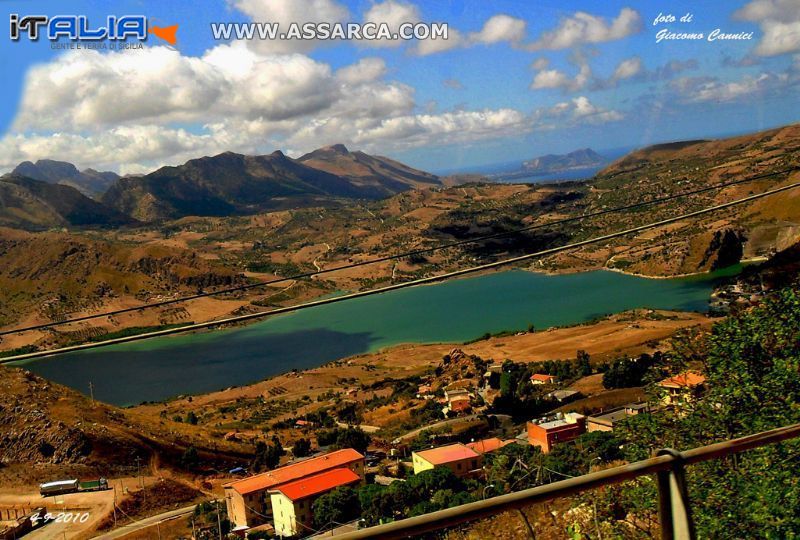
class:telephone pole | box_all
[88,381,95,407]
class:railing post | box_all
[656,449,696,540]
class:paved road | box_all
[91,504,198,540]
[392,414,512,443]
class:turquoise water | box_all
[18,268,735,405]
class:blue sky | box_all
[1,0,798,174]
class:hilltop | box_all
[101,147,441,222]
[12,159,119,198]
[0,174,136,230]
[298,143,440,197]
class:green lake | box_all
[18,267,739,405]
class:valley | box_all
[1,124,799,359]
[0,124,799,539]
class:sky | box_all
[0,0,798,174]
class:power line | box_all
[4,179,799,364]
[1,166,795,338]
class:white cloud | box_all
[13,46,352,130]
[0,3,635,174]
[735,0,800,56]
[414,13,530,56]
[531,57,550,70]
[3,40,567,172]
[231,0,350,53]
[531,54,697,93]
[527,7,642,50]
[0,126,221,175]
[335,57,388,84]
[361,0,420,48]
[414,27,464,56]
[613,56,642,80]
[530,51,592,91]
[570,96,624,122]
[670,71,796,103]
[532,96,624,126]
[531,68,579,90]
[469,14,527,45]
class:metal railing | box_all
[336,423,800,540]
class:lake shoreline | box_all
[19,267,734,405]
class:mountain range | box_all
[2,145,441,227]
[12,159,119,198]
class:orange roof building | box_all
[530,373,559,385]
[269,468,362,537]
[658,371,706,389]
[658,371,706,405]
[466,437,515,454]
[224,449,365,530]
[412,443,483,477]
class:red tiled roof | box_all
[414,443,480,465]
[270,468,360,502]
[225,449,363,495]
[658,371,706,389]
[530,374,557,382]
[466,437,514,454]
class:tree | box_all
[251,438,285,472]
[185,411,198,425]
[318,427,371,454]
[292,438,312,458]
[180,446,200,470]
[312,486,360,529]
[602,352,660,389]
[335,402,361,425]
[576,350,592,376]
[616,287,800,538]
[546,431,624,477]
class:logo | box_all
[9,14,178,47]
[149,25,178,46]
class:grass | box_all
[0,345,38,358]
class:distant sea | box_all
[436,146,634,183]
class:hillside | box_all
[2,124,800,351]
[12,159,119,198]
[0,174,135,230]
[102,147,441,222]
[0,227,246,330]
[298,143,440,197]
[543,123,800,275]
[0,365,250,487]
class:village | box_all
[210,348,707,538]
[0,344,709,540]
